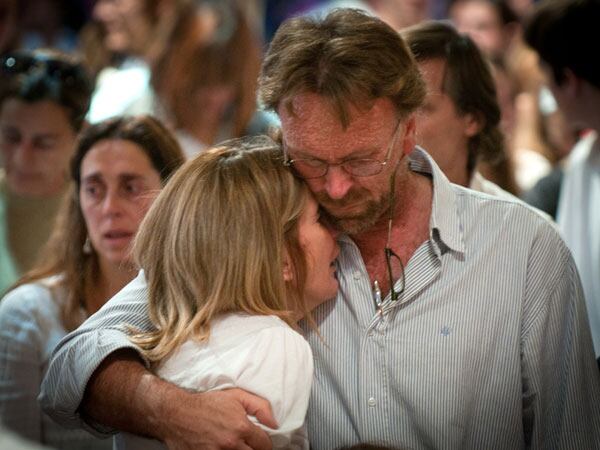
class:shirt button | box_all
[368,397,376,407]
[353,271,361,280]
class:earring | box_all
[83,236,92,255]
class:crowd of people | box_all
[0,0,599,449]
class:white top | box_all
[469,171,517,201]
[0,278,111,450]
[470,171,552,221]
[513,148,553,192]
[557,131,600,356]
[118,313,312,450]
[87,58,155,124]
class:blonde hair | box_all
[129,136,310,364]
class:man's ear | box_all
[464,112,483,138]
[401,115,417,155]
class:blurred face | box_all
[377,0,430,30]
[79,138,162,269]
[93,0,152,55]
[450,0,505,58]
[279,93,415,235]
[415,58,479,186]
[540,65,585,130]
[0,98,77,196]
[297,195,340,310]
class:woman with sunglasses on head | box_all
[0,115,185,449]
[118,136,339,449]
[0,49,93,294]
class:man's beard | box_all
[315,187,391,235]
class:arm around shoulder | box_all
[41,272,276,449]
[39,272,154,434]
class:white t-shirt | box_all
[118,313,313,450]
[557,131,600,356]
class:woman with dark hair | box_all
[0,49,93,294]
[0,115,185,448]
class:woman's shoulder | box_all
[0,276,64,327]
[211,313,305,342]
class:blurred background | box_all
[0,0,583,201]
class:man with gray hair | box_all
[41,8,600,450]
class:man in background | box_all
[525,0,600,365]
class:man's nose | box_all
[324,165,353,200]
[12,142,36,167]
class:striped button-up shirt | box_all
[40,148,600,449]
[302,148,600,449]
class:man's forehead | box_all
[418,58,448,94]
[278,93,398,156]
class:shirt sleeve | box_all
[0,287,45,441]
[520,223,600,449]
[235,325,313,450]
[39,271,154,436]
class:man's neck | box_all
[351,171,433,297]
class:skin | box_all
[542,66,600,133]
[295,195,340,310]
[450,0,506,58]
[415,58,480,187]
[0,99,77,197]
[371,0,430,30]
[279,92,433,297]
[93,0,153,55]
[82,350,276,450]
[80,138,162,268]
[79,138,163,313]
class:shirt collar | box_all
[408,146,465,255]
[335,146,465,256]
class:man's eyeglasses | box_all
[0,52,86,87]
[283,120,402,179]
[373,155,406,310]
[384,211,405,303]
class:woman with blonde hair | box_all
[121,136,339,449]
[0,115,185,448]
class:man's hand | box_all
[160,388,276,450]
[81,350,276,450]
